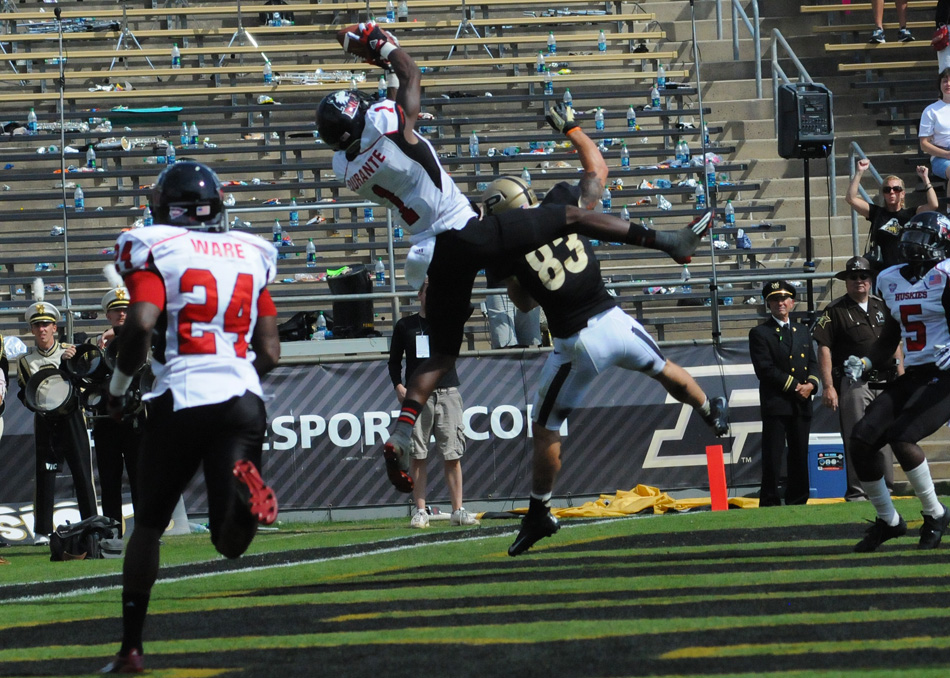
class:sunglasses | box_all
[848,273,871,281]
[882,186,904,194]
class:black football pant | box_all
[33,410,98,535]
[93,416,142,536]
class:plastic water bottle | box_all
[544,71,554,96]
[650,83,660,109]
[306,238,317,267]
[536,51,545,74]
[620,204,630,222]
[264,60,273,84]
[620,143,629,169]
[375,257,386,286]
[171,43,181,69]
[271,11,281,27]
[189,121,199,147]
[74,185,84,212]
[626,105,637,130]
[143,205,153,227]
[547,31,556,54]
[397,0,408,21]
[601,187,611,213]
[393,224,403,241]
[680,265,692,293]
[272,218,282,243]
[724,199,735,226]
[598,29,607,53]
[377,75,386,98]
[562,88,572,108]
[314,311,327,340]
[591,107,603,132]
[469,130,479,157]
[363,206,374,222]
[27,108,37,135]
[521,167,531,186]
[704,123,711,146]
[386,0,395,22]
[180,122,189,147]
[658,63,666,88]
[166,142,176,164]
[85,145,96,169]
[289,198,299,227]
[705,159,716,187]
[694,183,706,210]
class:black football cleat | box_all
[508,509,560,557]
[703,396,729,437]
[854,515,907,552]
[101,649,144,674]
[233,460,279,525]
[383,441,414,493]
[919,505,950,550]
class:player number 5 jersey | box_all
[114,225,278,409]
[877,259,950,367]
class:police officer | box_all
[813,256,902,501]
[89,286,142,535]
[749,280,821,506]
[16,285,97,545]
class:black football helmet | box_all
[316,90,372,153]
[150,161,226,231]
[898,211,950,268]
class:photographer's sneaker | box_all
[33,533,50,547]
[508,509,560,556]
[409,507,429,528]
[898,27,915,43]
[869,27,885,44]
[451,508,479,526]
[918,505,950,549]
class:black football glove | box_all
[545,103,579,135]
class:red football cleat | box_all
[383,442,414,493]
[101,648,144,674]
[233,460,279,525]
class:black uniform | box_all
[388,313,460,389]
[865,204,915,272]
[749,318,820,506]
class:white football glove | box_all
[843,355,871,380]
[936,344,950,371]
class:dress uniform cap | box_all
[834,256,874,281]
[101,287,131,313]
[762,279,796,300]
[25,301,61,325]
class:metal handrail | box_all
[771,27,837,218]
[729,0,762,99]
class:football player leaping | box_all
[480,104,729,556]
[101,162,280,674]
[318,23,714,494]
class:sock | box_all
[864,477,900,526]
[623,221,655,249]
[699,399,711,417]
[530,492,552,505]
[391,398,423,447]
[120,591,150,655]
[905,459,945,517]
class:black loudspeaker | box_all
[777,83,834,159]
[325,264,375,338]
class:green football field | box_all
[1,499,949,677]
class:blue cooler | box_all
[808,433,846,498]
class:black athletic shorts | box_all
[426,203,570,356]
[134,390,267,533]
[852,366,950,449]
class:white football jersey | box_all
[114,225,278,410]
[877,259,950,367]
[331,101,475,243]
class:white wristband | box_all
[379,42,396,60]
[109,369,134,397]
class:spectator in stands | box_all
[749,280,820,507]
[318,24,713,493]
[846,158,938,271]
[16,284,97,546]
[919,69,950,205]
[88,285,142,536]
[388,278,477,528]
[870,0,913,43]
[491,103,728,556]
[935,1,950,71]
[812,256,902,501]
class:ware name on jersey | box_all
[877,260,950,367]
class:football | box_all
[337,24,371,59]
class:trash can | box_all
[808,433,846,499]
[326,265,374,338]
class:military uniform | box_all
[813,258,899,500]
[17,298,97,538]
[749,281,820,506]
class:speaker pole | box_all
[54,6,74,339]
[803,157,815,319]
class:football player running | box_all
[484,104,729,556]
[318,23,714,493]
[846,212,950,552]
[101,162,280,673]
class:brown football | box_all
[337,25,370,59]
